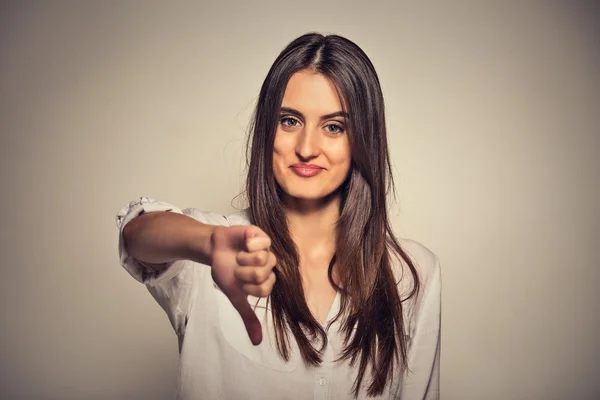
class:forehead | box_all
[281,70,344,114]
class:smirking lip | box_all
[290,164,324,177]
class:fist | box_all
[210,225,277,345]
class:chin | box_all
[280,187,342,205]
[290,193,326,201]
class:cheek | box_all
[272,132,291,180]
[273,131,291,159]
[329,140,352,167]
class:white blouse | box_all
[116,197,441,400]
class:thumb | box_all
[230,295,263,346]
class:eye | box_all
[279,116,301,128]
[325,123,345,135]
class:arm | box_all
[123,209,216,268]
[115,197,214,285]
[115,197,278,345]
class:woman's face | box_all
[273,70,352,206]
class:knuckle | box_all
[257,285,270,297]
[257,251,268,266]
[242,284,252,295]
[235,252,244,264]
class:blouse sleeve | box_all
[115,196,186,285]
[399,254,441,400]
[115,197,230,350]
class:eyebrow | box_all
[279,107,348,120]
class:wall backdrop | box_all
[1,1,598,399]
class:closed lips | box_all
[290,164,323,169]
[290,164,324,177]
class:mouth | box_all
[290,163,324,177]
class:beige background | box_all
[1,1,598,399]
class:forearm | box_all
[123,211,215,265]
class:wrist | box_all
[185,223,217,265]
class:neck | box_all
[282,192,341,265]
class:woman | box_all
[116,33,440,399]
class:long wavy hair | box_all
[245,33,420,397]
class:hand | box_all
[210,225,277,345]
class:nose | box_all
[295,125,321,161]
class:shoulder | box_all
[390,237,441,305]
[397,238,440,288]
[182,207,251,227]
[224,208,252,226]
[393,238,441,335]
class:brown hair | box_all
[245,33,420,397]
